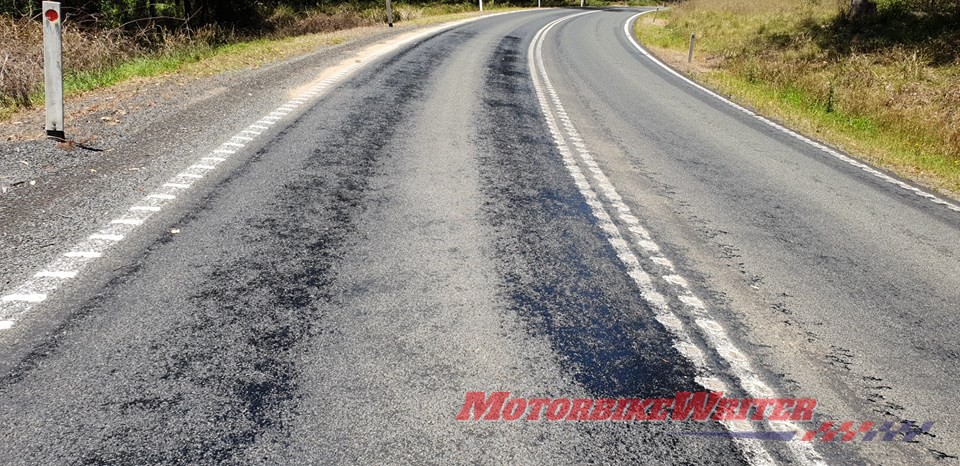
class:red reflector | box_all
[44,9,58,22]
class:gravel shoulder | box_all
[0,21,447,298]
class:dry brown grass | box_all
[0,15,158,109]
[267,6,378,37]
[0,3,472,115]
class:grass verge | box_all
[634,0,960,196]
[0,4,520,121]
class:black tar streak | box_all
[474,33,698,399]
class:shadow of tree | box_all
[808,1,960,65]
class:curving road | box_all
[0,8,957,465]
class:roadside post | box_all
[42,1,64,139]
[479,0,483,12]
[688,32,696,64]
[386,0,393,26]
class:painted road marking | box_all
[111,219,144,225]
[90,234,124,241]
[532,12,823,466]
[1,294,47,303]
[623,12,960,214]
[64,251,102,259]
[34,271,78,279]
[0,10,524,329]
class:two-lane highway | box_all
[0,8,956,465]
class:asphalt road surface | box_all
[1,8,958,465]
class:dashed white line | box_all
[90,234,124,241]
[64,251,102,259]
[34,271,78,279]
[1,294,47,303]
[111,219,144,225]
[0,10,524,331]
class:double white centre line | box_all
[529,11,824,465]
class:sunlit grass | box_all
[634,1,960,195]
[1,5,522,120]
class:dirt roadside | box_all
[0,19,456,293]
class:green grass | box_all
[634,1,960,195]
[65,55,199,94]
[2,5,521,120]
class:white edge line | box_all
[622,12,960,214]
[1,294,47,303]
[0,9,530,330]
[34,271,78,279]
[533,11,822,466]
[64,252,102,259]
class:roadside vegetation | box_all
[0,0,522,119]
[635,0,960,195]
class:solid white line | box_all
[163,183,190,189]
[213,149,236,154]
[0,320,13,330]
[34,271,78,279]
[147,194,177,200]
[179,173,204,179]
[191,164,217,170]
[622,12,960,214]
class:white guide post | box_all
[42,1,64,139]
